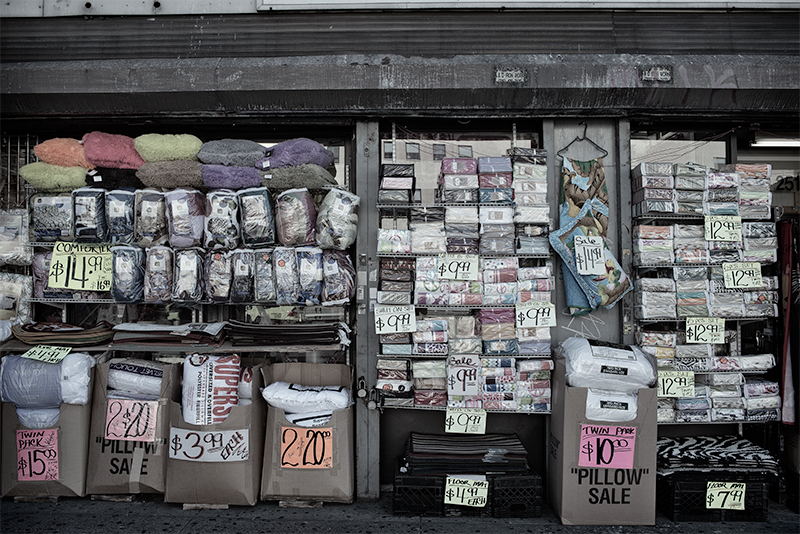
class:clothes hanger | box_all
[556,121,609,158]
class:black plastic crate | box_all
[786,470,799,514]
[658,477,769,522]
[491,474,543,518]
[393,474,445,517]
[443,502,492,518]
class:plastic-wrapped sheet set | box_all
[144,246,174,303]
[205,251,232,303]
[230,249,255,303]
[254,249,277,303]
[204,190,240,250]
[275,188,317,246]
[30,193,73,242]
[181,353,240,425]
[296,247,324,306]
[135,189,168,247]
[322,250,356,305]
[106,189,136,245]
[173,248,205,303]
[238,187,276,247]
[165,188,205,248]
[0,209,33,266]
[274,247,300,305]
[73,187,108,242]
[111,246,145,303]
[316,189,360,250]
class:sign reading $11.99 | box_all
[374,305,416,334]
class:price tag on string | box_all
[445,408,486,434]
[444,475,489,507]
[657,370,695,397]
[48,241,112,292]
[437,254,479,281]
[578,424,637,469]
[105,399,159,442]
[169,428,249,462]
[16,428,59,481]
[722,262,762,289]
[705,216,742,242]
[516,301,556,328]
[685,317,725,344]
[280,427,333,469]
[574,235,605,275]
[21,345,71,364]
[374,305,416,334]
[706,481,746,510]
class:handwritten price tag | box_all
[705,216,742,242]
[21,345,71,364]
[374,305,416,334]
[446,365,480,396]
[723,262,762,289]
[445,476,489,507]
[437,254,479,281]
[516,301,556,328]
[574,235,605,275]
[686,317,725,344]
[578,424,636,469]
[16,428,59,481]
[445,408,486,434]
[48,241,112,292]
[706,481,746,510]
[280,427,333,469]
[657,370,695,397]
[105,399,159,442]
[169,428,249,462]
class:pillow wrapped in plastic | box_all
[316,189,360,250]
[322,250,356,305]
[296,246,323,306]
[237,187,276,247]
[197,139,267,167]
[256,138,334,170]
[144,246,173,304]
[16,408,62,429]
[205,250,232,303]
[230,249,255,303]
[19,162,88,192]
[0,352,95,408]
[261,381,351,413]
[585,389,639,422]
[201,165,262,190]
[181,353,240,425]
[105,190,136,245]
[111,246,145,303]
[107,358,165,397]
[274,247,300,305]
[136,160,204,189]
[82,131,145,169]
[165,188,205,248]
[204,189,240,250]
[72,187,108,242]
[30,193,73,242]
[0,210,33,266]
[34,138,95,169]
[0,272,33,330]
[254,249,277,303]
[173,248,204,303]
[275,188,317,246]
[135,189,168,247]
[134,133,202,162]
[557,337,657,394]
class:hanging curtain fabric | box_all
[781,218,798,424]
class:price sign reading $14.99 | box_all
[445,475,489,507]
[574,235,605,275]
[657,370,695,398]
[722,262,762,289]
[706,481,746,510]
[48,241,112,292]
[705,216,742,242]
[373,305,416,334]
[516,301,556,328]
[445,408,486,434]
[686,317,725,344]
[437,254,479,281]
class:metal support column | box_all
[354,120,381,500]
[617,119,634,345]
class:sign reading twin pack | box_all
[48,241,112,292]
[16,428,59,481]
[578,424,637,470]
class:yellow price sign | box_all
[48,242,112,292]
[706,481,746,510]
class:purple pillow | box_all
[201,165,261,190]
[256,138,334,170]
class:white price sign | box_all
[445,408,486,434]
[657,370,695,398]
[706,481,746,510]
[686,317,725,344]
[169,428,249,462]
[705,216,742,242]
[373,305,416,334]
[446,366,480,396]
[445,475,489,507]
[574,235,605,275]
[722,262,762,289]
[437,254,479,281]
[516,301,556,328]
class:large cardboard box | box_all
[1,369,94,497]
[86,362,180,494]
[548,358,657,525]
[261,363,354,503]
[164,361,266,506]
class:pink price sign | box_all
[16,428,59,481]
[105,399,159,442]
[578,424,637,470]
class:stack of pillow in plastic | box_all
[180,353,254,425]
[261,378,352,427]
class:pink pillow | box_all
[81,131,145,169]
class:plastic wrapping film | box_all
[316,189,359,250]
[515,192,548,206]
[674,249,708,264]
[636,331,677,347]
[558,337,657,394]
[480,237,515,255]
[73,187,108,242]
[633,225,674,240]
[676,279,709,292]
[514,206,550,224]
[442,174,479,190]
[513,162,548,180]
[706,188,739,203]
[111,246,145,303]
[705,203,739,216]
[295,246,324,305]
[377,189,411,204]
[517,265,552,280]
[106,189,136,245]
[514,179,549,193]
[478,172,513,188]
[205,189,240,250]
[165,188,205,248]
[229,249,255,303]
[479,188,514,204]
[673,266,708,280]
[676,409,710,423]
[742,249,777,263]
[632,175,674,190]
[585,389,638,422]
[0,352,94,408]
[449,338,482,354]
[657,409,677,423]
[0,209,33,266]
[483,339,519,355]
[107,358,165,397]
[632,162,674,178]
[633,188,674,202]
[632,200,674,216]
[182,353,240,425]
[634,238,674,253]
[322,249,356,306]
[445,207,479,224]
[173,248,205,303]
[743,222,776,238]
[634,278,676,292]
[274,247,300,306]
[676,398,710,411]
[744,237,778,250]
[515,236,550,255]
[478,156,512,173]
[378,229,411,253]
[204,250,232,303]
[711,409,745,422]
[673,224,704,238]
[440,158,477,175]
[144,246,174,304]
[442,189,479,203]
[30,193,73,242]
[712,398,745,410]
[709,249,742,264]
[697,372,744,386]
[135,189,168,247]
[414,390,447,407]
[275,188,317,246]
[673,237,707,251]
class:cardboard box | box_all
[86,362,180,495]
[1,369,94,497]
[261,363,354,503]
[548,358,657,525]
[164,361,266,506]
